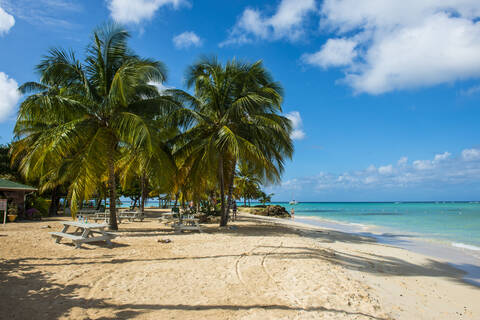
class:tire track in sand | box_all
[234,241,309,319]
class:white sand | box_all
[0,210,478,319]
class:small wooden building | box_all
[0,179,37,218]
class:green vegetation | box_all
[9,24,293,230]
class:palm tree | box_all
[11,80,75,217]
[13,24,173,230]
[117,125,176,213]
[234,161,262,207]
[258,191,274,206]
[171,57,293,226]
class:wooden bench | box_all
[49,221,116,249]
[50,231,83,241]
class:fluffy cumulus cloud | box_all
[173,31,202,49]
[0,72,20,122]
[108,0,188,24]
[285,111,306,140]
[0,6,15,35]
[221,0,316,46]
[302,38,357,68]
[272,148,480,196]
[303,0,480,94]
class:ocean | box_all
[129,200,480,249]
[272,201,480,285]
[275,202,480,249]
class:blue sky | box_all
[1,0,480,201]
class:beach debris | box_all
[228,226,238,230]
[157,238,171,243]
[41,225,51,229]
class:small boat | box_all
[289,200,298,205]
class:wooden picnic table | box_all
[77,209,99,214]
[49,221,116,249]
[118,210,145,222]
[172,217,203,233]
[157,211,176,221]
[91,211,123,224]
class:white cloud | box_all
[397,156,408,166]
[378,164,393,175]
[0,72,20,122]
[434,152,451,161]
[462,148,480,161]
[221,0,316,46]
[272,147,480,196]
[412,152,451,170]
[413,160,434,170]
[173,31,202,49]
[285,111,306,140]
[0,6,15,35]
[304,1,480,94]
[302,38,357,68]
[148,81,172,94]
[2,0,82,29]
[107,0,188,24]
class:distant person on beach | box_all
[232,201,237,221]
[290,208,295,220]
[188,201,194,214]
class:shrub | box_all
[25,208,42,220]
[31,197,49,217]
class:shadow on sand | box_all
[2,214,476,319]
[0,256,389,319]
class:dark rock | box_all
[255,205,291,218]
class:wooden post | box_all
[1,199,7,225]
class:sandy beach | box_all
[1,209,479,320]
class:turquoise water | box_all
[272,202,480,249]
[117,200,480,248]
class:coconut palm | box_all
[117,125,177,212]
[11,80,76,217]
[171,57,293,226]
[13,24,174,230]
[234,161,262,206]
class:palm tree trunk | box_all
[140,173,146,212]
[107,152,118,231]
[48,186,58,217]
[225,159,236,222]
[219,155,227,226]
[95,198,102,211]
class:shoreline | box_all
[241,211,480,318]
[255,212,480,287]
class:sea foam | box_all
[452,242,480,251]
